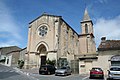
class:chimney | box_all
[101,37,106,42]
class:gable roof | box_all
[29,13,62,24]
[98,40,120,51]
[29,13,79,36]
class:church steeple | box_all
[79,8,96,54]
[81,8,93,34]
[82,8,92,22]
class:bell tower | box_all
[81,8,93,34]
[79,8,96,54]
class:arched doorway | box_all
[37,44,47,66]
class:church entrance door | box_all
[37,44,47,66]
[41,56,46,65]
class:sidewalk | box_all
[14,67,39,75]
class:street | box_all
[31,74,105,80]
[0,64,106,80]
[0,64,37,80]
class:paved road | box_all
[0,64,38,80]
[0,64,106,80]
[31,74,106,80]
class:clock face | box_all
[38,26,48,37]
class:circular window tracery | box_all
[38,26,48,37]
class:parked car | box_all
[39,65,56,75]
[107,66,120,80]
[89,67,104,79]
[55,66,72,76]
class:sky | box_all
[0,0,120,49]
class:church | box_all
[2,8,120,75]
[25,8,96,73]
[1,7,119,75]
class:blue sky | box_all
[0,0,120,49]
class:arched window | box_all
[85,24,88,33]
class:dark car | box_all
[39,65,56,75]
[89,67,104,79]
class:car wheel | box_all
[101,76,104,79]
[55,74,57,76]
[101,77,104,79]
[89,76,92,79]
[64,72,67,76]
[48,71,51,75]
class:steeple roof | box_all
[82,8,91,22]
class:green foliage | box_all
[0,59,5,62]
[18,60,24,69]
[57,58,68,67]
[0,57,6,63]
[46,59,56,66]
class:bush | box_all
[0,59,5,62]
[18,60,24,69]
[46,59,56,66]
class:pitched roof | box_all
[0,46,21,55]
[29,13,61,24]
[98,40,120,51]
[29,13,79,36]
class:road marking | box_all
[82,76,89,80]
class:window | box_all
[38,26,48,37]
[110,67,120,71]
[85,24,88,33]
[7,59,9,64]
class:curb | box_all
[13,67,39,80]
[13,67,30,76]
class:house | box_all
[97,37,120,74]
[5,50,20,67]
[5,47,27,68]
[0,46,21,64]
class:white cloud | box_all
[94,15,120,48]
[0,40,20,47]
[0,1,22,47]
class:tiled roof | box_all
[98,40,120,51]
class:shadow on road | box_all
[0,72,20,79]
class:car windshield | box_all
[61,67,67,69]
[110,67,120,71]
[92,68,102,71]
[40,66,47,70]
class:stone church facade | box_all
[25,9,96,69]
